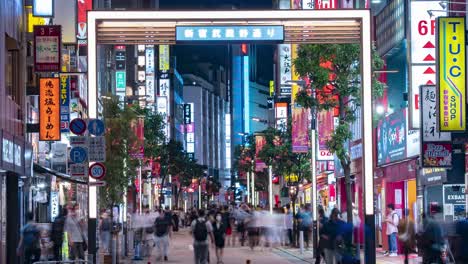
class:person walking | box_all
[398,209,415,264]
[315,207,328,264]
[385,204,399,257]
[321,208,344,264]
[213,212,226,264]
[191,209,214,264]
[65,205,87,260]
[98,210,112,254]
[17,212,41,264]
[285,204,294,247]
[154,209,171,261]
[51,208,67,260]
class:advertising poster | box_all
[421,85,451,141]
[255,135,267,171]
[292,108,309,153]
[377,109,406,165]
[422,142,452,167]
[39,78,61,141]
[317,110,334,160]
[59,75,70,132]
[443,185,466,221]
[34,25,61,72]
[437,17,466,131]
[77,0,92,45]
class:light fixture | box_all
[439,2,447,9]
[376,105,385,115]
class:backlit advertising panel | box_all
[176,25,284,42]
[34,25,61,72]
[77,0,92,45]
[422,142,452,167]
[409,1,446,129]
[377,109,407,165]
[437,17,466,131]
[59,75,70,132]
[39,78,61,141]
[33,0,53,17]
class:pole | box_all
[268,165,273,214]
[311,105,318,259]
[198,184,202,209]
[247,170,250,204]
[139,160,142,215]
[251,169,255,206]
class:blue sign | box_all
[69,146,88,163]
[60,75,70,132]
[88,119,105,136]
[176,25,284,42]
[70,118,87,135]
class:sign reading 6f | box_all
[437,17,466,132]
[418,20,436,35]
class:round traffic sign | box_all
[70,118,87,135]
[88,119,105,136]
[89,162,106,180]
[69,147,88,163]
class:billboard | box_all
[33,0,54,17]
[176,25,284,42]
[422,142,452,167]
[292,108,309,153]
[377,109,406,165]
[39,78,61,141]
[408,1,447,129]
[34,25,61,72]
[255,135,267,171]
[437,17,466,132]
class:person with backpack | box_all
[17,212,41,264]
[191,209,214,264]
[154,209,172,261]
[51,208,67,260]
[384,204,400,257]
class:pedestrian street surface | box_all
[121,229,420,264]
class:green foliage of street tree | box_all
[293,43,384,223]
[100,96,139,209]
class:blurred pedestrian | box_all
[99,210,111,253]
[191,209,214,264]
[16,212,41,264]
[315,207,328,264]
[384,204,399,257]
[221,205,232,247]
[398,209,415,264]
[213,212,226,263]
[418,206,445,264]
[322,208,344,264]
[65,205,87,260]
[154,209,171,261]
[51,208,67,260]
[284,204,294,247]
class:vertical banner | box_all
[159,45,170,72]
[279,44,292,96]
[292,108,310,153]
[34,25,61,72]
[255,135,267,171]
[76,0,92,45]
[275,102,288,130]
[317,110,335,160]
[130,118,145,159]
[39,78,61,141]
[437,17,466,132]
[145,45,155,104]
[60,75,70,132]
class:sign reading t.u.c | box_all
[437,17,466,132]
[176,25,284,42]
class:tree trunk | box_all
[159,174,166,207]
[343,164,353,224]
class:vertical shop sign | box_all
[421,85,451,141]
[159,45,170,72]
[437,17,466,132]
[409,1,446,129]
[34,25,61,72]
[39,78,61,141]
[275,102,288,131]
[146,45,155,104]
[317,110,335,160]
[60,75,70,132]
[76,0,92,45]
[292,108,309,153]
[279,44,292,87]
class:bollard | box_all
[246,260,251,264]
[299,230,304,255]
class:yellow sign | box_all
[284,173,299,182]
[291,44,301,106]
[437,17,466,131]
[40,78,61,141]
[269,80,274,96]
[159,45,170,71]
[26,6,46,33]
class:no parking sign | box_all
[89,162,106,180]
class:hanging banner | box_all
[292,108,310,153]
[34,25,61,72]
[437,16,466,132]
[76,0,92,45]
[421,85,451,141]
[39,78,61,141]
[255,135,267,171]
[130,118,145,159]
[317,110,335,160]
[422,142,452,167]
[60,75,70,132]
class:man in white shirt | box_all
[64,205,86,260]
[385,204,399,257]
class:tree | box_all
[100,96,139,209]
[293,44,384,223]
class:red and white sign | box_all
[76,0,92,45]
[89,162,106,180]
[314,0,338,9]
[409,0,447,129]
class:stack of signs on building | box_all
[420,85,451,167]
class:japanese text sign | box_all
[34,25,61,72]
[39,78,61,141]
[60,75,70,132]
[176,25,284,42]
[437,17,466,131]
[159,45,170,72]
[420,85,451,141]
[77,0,92,45]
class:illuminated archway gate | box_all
[87,9,375,262]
